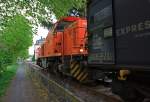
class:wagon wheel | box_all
[70,61,89,83]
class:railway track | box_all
[26,62,123,102]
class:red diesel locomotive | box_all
[36,16,88,82]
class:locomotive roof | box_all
[57,16,81,23]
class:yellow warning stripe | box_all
[73,68,81,77]
[71,64,79,74]
[80,73,88,82]
[77,71,85,80]
[70,61,88,82]
[70,62,77,69]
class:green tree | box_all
[37,0,86,18]
[0,0,86,73]
[0,0,86,28]
[0,14,32,73]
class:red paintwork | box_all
[57,16,81,23]
[36,16,87,58]
[63,19,87,56]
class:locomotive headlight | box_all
[80,48,84,53]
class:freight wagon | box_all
[87,0,150,101]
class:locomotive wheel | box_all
[47,62,53,73]
[47,62,57,75]
[51,62,59,75]
[112,79,145,102]
[70,61,89,83]
[37,59,42,67]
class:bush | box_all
[0,64,18,97]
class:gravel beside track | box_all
[27,62,123,102]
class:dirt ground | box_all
[1,63,50,102]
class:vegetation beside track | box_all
[0,64,18,97]
[0,14,32,73]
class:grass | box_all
[0,64,18,97]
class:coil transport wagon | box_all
[87,0,150,101]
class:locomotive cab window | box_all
[56,21,72,32]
